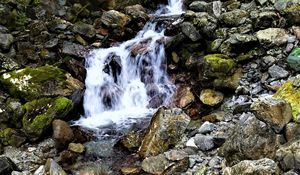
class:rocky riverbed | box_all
[1,0,300,174]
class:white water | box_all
[74,0,183,130]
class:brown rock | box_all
[52,120,74,148]
[200,89,224,106]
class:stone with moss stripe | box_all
[22,97,73,140]
[0,66,84,101]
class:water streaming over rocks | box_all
[74,0,184,132]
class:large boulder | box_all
[273,75,300,121]
[0,66,84,101]
[22,97,73,140]
[224,158,281,175]
[251,97,292,133]
[138,108,190,158]
[276,139,300,171]
[219,114,282,166]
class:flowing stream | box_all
[74,0,183,134]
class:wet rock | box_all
[198,121,216,134]
[181,22,201,42]
[68,143,85,153]
[276,139,300,171]
[200,89,224,106]
[61,41,87,58]
[256,28,288,47]
[0,66,84,101]
[138,108,190,158]
[0,157,18,175]
[202,54,236,79]
[84,140,115,158]
[175,87,195,108]
[219,114,280,166]
[101,10,130,28]
[52,120,74,149]
[268,65,289,79]
[224,158,281,175]
[22,97,73,140]
[287,48,300,71]
[251,97,292,133]
[72,22,96,38]
[141,154,171,174]
[274,75,300,120]
[0,128,26,147]
[219,9,249,27]
[45,159,67,175]
[0,33,14,50]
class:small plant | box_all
[12,10,29,28]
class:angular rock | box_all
[198,121,216,134]
[45,159,67,175]
[101,10,130,28]
[52,120,74,148]
[219,9,249,27]
[194,134,215,151]
[287,48,300,71]
[256,28,288,46]
[141,154,171,174]
[0,66,84,101]
[138,108,190,158]
[224,158,281,175]
[285,123,300,142]
[274,75,300,120]
[276,139,300,171]
[0,33,14,50]
[121,131,144,149]
[200,89,224,106]
[186,11,217,37]
[22,97,73,140]
[219,114,280,166]
[181,22,201,42]
[164,149,188,161]
[251,97,292,133]
[0,157,17,175]
[175,87,195,108]
[61,41,87,58]
[72,22,96,38]
[0,53,20,72]
[268,65,289,79]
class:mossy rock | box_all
[273,76,300,121]
[203,54,236,78]
[0,128,26,147]
[0,66,84,101]
[22,97,73,140]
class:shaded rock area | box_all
[0,0,300,174]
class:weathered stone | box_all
[121,131,144,149]
[175,87,195,108]
[0,53,19,72]
[61,41,87,58]
[285,123,300,142]
[200,89,224,106]
[0,157,17,174]
[141,154,171,174]
[189,1,209,12]
[198,121,215,134]
[268,65,289,79]
[45,159,67,175]
[256,28,288,46]
[224,158,281,175]
[276,139,300,171]
[68,143,85,153]
[275,0,300,24]
[194,134,215,151]
[252,11,280,29]
[287,48,300,71]
[164,149,188,161]
[124,4,149,22]
[52,120,74,148]
[84,140,115,158]
[212,68,243,90]
[121,167,141,175]
[72,22,96,38]
[22,97,73,140]
[138,108,190,158]
[181,22,201,42]
[219,114,280,166]
[219,10,249,27]
[274,75,300,120]
[251,97,292,133]
[0,33,13,50]
[101,10,130,28]
[0,128,26,147]
[0,66,84,101]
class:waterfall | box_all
[74,0,183,131]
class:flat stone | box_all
[268,65,289,79]
[256,28,288,46]
[61,41,87,58]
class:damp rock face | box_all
[138,107,190,158]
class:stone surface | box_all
[198,121,216,134]
[0,157,17,175]
[72,22,96,38]
[256,28,288,46]
[52,120,74,148]
[276,139,300,171]
[274,75,300,120]
[141,154,171,174]
[61,41,87,58]
[138,108,190,158]
[193,134,215,151]
[101,10,130,28]
[287,48,300,71]
[84,140,115,158]
[22,97,73,140]
[0,33,14,50]
[45,159,67,175]
[251,97,292,133]
[200,89,224,106]
[0,66,84,101]
[176,87,195,108]
[220,114,280,166]
[68,143,85,153]
[219,9,249,27]
[224,158,281,175]
[268,65,289,79]
[181,22,201,42]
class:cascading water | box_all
[74,0,183,132]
